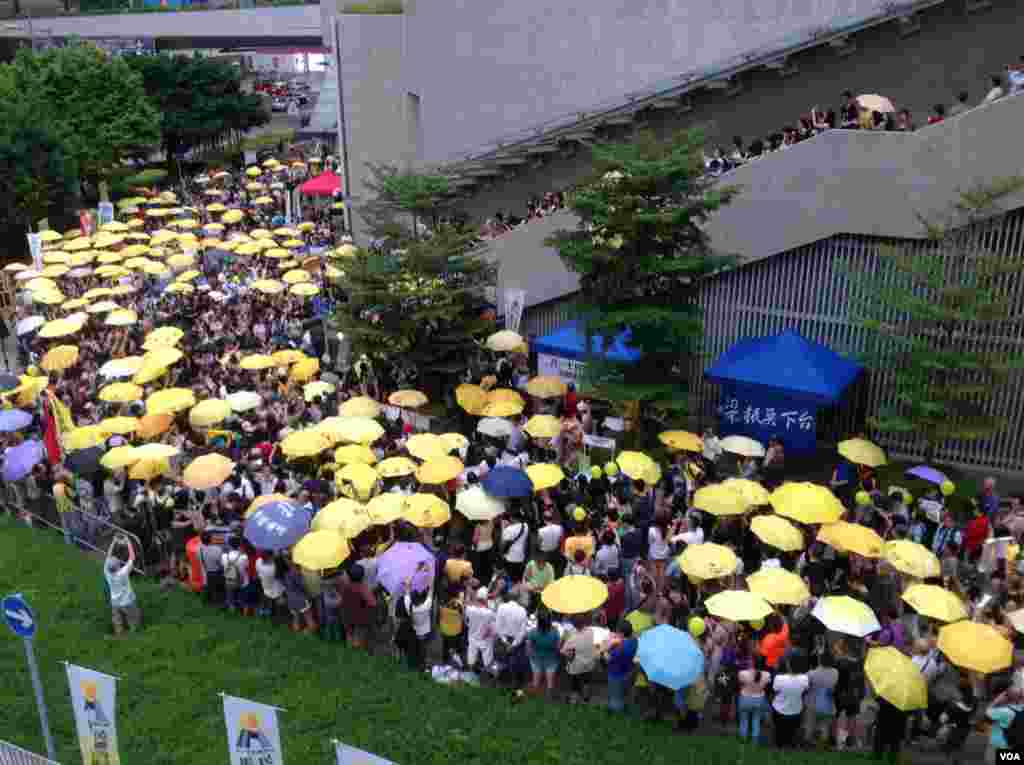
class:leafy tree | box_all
[0,44,160,189]
[545,128,738,420]
[334,168,495,389]
[0,123,78,235]
[125,53,269,175]
[851,177,1024,459]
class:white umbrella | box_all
[14,269,43,281]
[720,435,766,458]
[16,316,45,336]
[477,417,514,438]
[99,358,141,379]
[811,595,881,638]
[227,391,262,413]
[455,485,506,521]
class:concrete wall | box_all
[452,0,1022,222]
[406,0,934,164]
[0,5,323,39]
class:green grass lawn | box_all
[0,519,856,765]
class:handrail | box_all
[438,0,953,169]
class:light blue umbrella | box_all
[636,624,705,690]
[0,409,32,433]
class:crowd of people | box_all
[479,191,567,240]
[3,150,1024,765]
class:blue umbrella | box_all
[244,501,311,551]
[636,624,705,690]
[905,465,948,486]
[481,465,534,498]
[2,440,44,481]
[0,409,32,433]
[0,374,19,392]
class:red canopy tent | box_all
[299,170,342,197]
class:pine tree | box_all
[545,127,738,420]
[331,166,495,389]
[851,177,1024,458]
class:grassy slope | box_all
[0,519,855,765]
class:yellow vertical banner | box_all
[66,663,121,765]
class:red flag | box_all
[42,397,62,466]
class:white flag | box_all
[223,694,284,765]
[66,663,121,765]
[335,741,397,765]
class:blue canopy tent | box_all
[704,329,862,451]
[532,321,641,385]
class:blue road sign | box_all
[2,594,36,639]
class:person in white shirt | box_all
[537,511,564,557]
[464,587,497,673]
[221,537,250,613]
[103,472,126,518]
[255,551,284,617]
[500,515,530,580]
[772,658,810,748]
[495,590,529,686]
[671,515,705,547]
[104,535,140,635]
[561,614,598,702]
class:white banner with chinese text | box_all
[223,694,284,765]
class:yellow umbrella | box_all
[182,454,236,491]
[252,279,285,295]
[240,354,276,371]
[39,230,63,242]
[481,398,523,418]
[99,416,139,436]
[750,515,805,552]
[404,493,451,528]
[455,384,488,415]
[281,429,333,459]
[134,443,180,460]
[245,493,294,517]
[485,330,524,352]
[838,438,887,468]
[525,376,566,399]
[337,462,379,500]
[721,478,771,508]
[338,396,380,419]
[290,283,319,297]
[264,247,290,259]
[34,291,65,306]
[658,430,704,452]
[136,413,173,441]
[901,584,968,623]
[746,568,811,605]
[439,432,468,453]
[523,414,561,439]
[293,530,351,570]
[865,647,928,712]
[245,166,262,177]
[235,243,261,256]
[769,482,844,525]
[167,254,196,270]
[101,445,140,471]
[318,416,384,445]
[691,483,750,517]
[377,456,417,478]
[526,463,564,492]
[105,309,138,327]
[222,209,244,224]
[817,521,884,558]
[289,357,320,383]
[334,244,357,258]
[616,451,659,481]
[189,399,232,428]
[97,383,142,405]
[416,456,464,485]
[273,226,297,237]
[388,389,428,409]
[938,620,1013,674]
[366,493,406,525]
[40,265,70,278]
[405,433,449,461]
[40,345,79,373]
[541,575,609,615]
[704,590,773,622]
[677,543,738,580]
[303,380,335,401]
[282,269,311,284]
[38,319,82,339]
[883,540,941,579]
[146,388,196,415]
[312,499,372,538]
[165,283,194,295]
[144,326,184,349]
[282,238,305,249]
[64,425,106,451]
[271,349,306,366]
[334,444,377,466]
[175,270,201,283]
[129,458,170,482]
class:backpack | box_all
[1005,705,1024,752]
[224,552,242,588]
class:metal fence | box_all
[0,740,59,765]
[521,208,1024,473]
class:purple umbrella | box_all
[3,440,44,481]
[376,542,436,596]
[905,465,949,486]
[0,409,32,433]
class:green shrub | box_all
[343,0,404,14]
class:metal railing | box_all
[0,740,59,765]
[0,0,318,19]
[439,0,955,168]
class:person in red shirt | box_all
[758,613,791,669]
[563,384,578,419]
[927,104,946,125]
[602,570,626,628]
[964,504,991,563]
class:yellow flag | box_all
[47,391,75,444]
